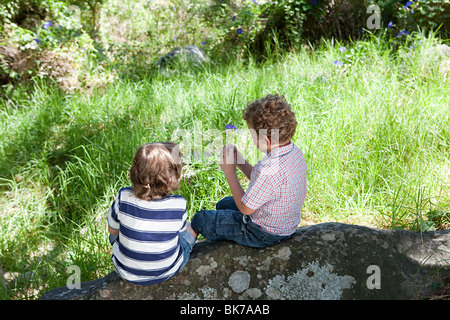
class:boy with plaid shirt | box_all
[191,94,307,247]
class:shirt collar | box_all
[267,141,293,158]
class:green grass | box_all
[1,31,450,299]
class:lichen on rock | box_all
[265,261,356,300]
[274,246,291,261]
[228,271,251,293]
[195,257,218,277]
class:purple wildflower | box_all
[225,124,238,130]
[33,38,41,44]
[403,1,413,9]
[396,29,409,37]
[42,21,53,29]
[388,21,393,28]
[237,28,243,34]
[252,0,258,4]
[339,47,346,53]
[333,60,343,66]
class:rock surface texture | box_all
[40,222,450,300]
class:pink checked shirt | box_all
[241,142,307,236]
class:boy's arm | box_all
[223,171,255,216]
[107,193,120,236]
[237,159,253,180]
[220,145,255,215]
[233,145,253,179]
[109,227,119,236]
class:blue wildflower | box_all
[42,21,53,29]
[388,21,393,28]
[312,0,318,5]
[403,1,413,9]
[33,38,41,44]
[339,46,346,53]
[201,42,206,45]
[333,60,343,66]
[237,28,243,34]
[232,16,236,21]
[225,124,238,130]
[252,0,258,4]
[396,29,409,37]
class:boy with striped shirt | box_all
[107,142,197,286]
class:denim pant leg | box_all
[215,196,239,211]
[109,234,118,245]
[191,208,247,243]
[191,197,291,248]
[214,196,291,246]
[191,196,245,242]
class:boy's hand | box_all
[219,144,237,175]
[220,145,256,216]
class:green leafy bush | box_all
[392,0,450,35]
[201,0,450,61]
[0,0,116,97]
[2,0,450,96]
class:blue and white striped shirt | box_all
[107,187,187,286]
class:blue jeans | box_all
[191,196,291,248]
[178,229,197,270]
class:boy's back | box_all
[107,142,197,286]
[242,142,307,236]
[108,187,187,286]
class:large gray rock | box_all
[40,222,450,300]
[156,45,208,74]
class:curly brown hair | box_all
[129,142,182,201]
[242,94,297,145]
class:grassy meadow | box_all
[1,30,450,299]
